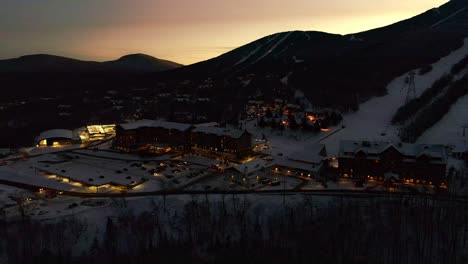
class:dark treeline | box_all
[450,54,468,76]
[392,53,468,127]
[401,74,468,142]
[392,74,453,125]
[0,194,467,264]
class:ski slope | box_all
[321,37,468,156]
[417,93,468,148]
[234,34,281,66]
[252,31,293,64]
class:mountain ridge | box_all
[157,0,468,115]
[0,53,183,73]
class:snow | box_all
[257,177,303,191]
[32,154,154,187]
[418,92,468,147]
[0,184,28,206]
[72,149,171,161]
[20,144,84,156]
[292,56,305,63]
[0,151,218,194]
[321,37,468,156]
[252,31,293,65]
[280,73,291,85]
[234,34,280,66]
[431,6,468,29]
[233,159,269,175]
[176,155,220,167]
[241,79,251,87]
[301,178,377,191]
[21,193,335,253]
[294,89,313,109]
[235,45,264,66]
[0,165,88,192]
[37,129,75,141]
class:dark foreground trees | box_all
[0,194,467,264]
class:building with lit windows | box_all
[338,140,447,186]
[190,126,252,158]
[36,129,81,147]
[114,120,252,158]
[114,120,192,153]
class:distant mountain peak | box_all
[116,53,157,61]
[106,53,183,72]
[0,53,182,73]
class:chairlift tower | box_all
[405,71,417,104]
[463,124,468,137]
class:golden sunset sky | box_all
[0,0,448,65]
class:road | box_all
[0,177,466,204]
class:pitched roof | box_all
[232,159,268,176]
[119,120,192,131]
[192,126,249,138]
[273,157,323,173]
[119,119,154,130]
[288,144,326,164]
[37,129,75,141]
[338,140,447,163]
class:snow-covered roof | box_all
[288,144,326,164]
[452,144,468,153]
[384,172,400,180]
[286,104,301,109]
[247,100,264,105]
[0,148,11,155]
[194,122,220,128]
[119,119,154,130]
[273,157,323,173]
[37,129,75,141]
[192,126,249,138]
[119,120,192,131]
[338,140,447,162]
[232,159,269,176]
[151,121,193,131]
[119,120,249,138]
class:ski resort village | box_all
[4,1,468,262]
[2,36,468,223]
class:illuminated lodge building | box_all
[338,140,448,186]
[114,120,252,158]
[114,120,192,153]
[190,126,252,158]
[36,129,81,147]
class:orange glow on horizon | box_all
[0,1,448,65]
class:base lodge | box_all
[114,120,252,159]
[338,140,448,186]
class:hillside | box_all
[319,37,468,155]
[0,53,182,73]
[2,0,468,147]
[103,54,182,73]
[161,0,468,115]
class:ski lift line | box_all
[252,31,293,65]
[430,7,468,29]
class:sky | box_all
[0,0,448,65]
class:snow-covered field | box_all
[72,149,171,161]
[0,151,215,194]
[321,37,468,156]
[243,120,330,157]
